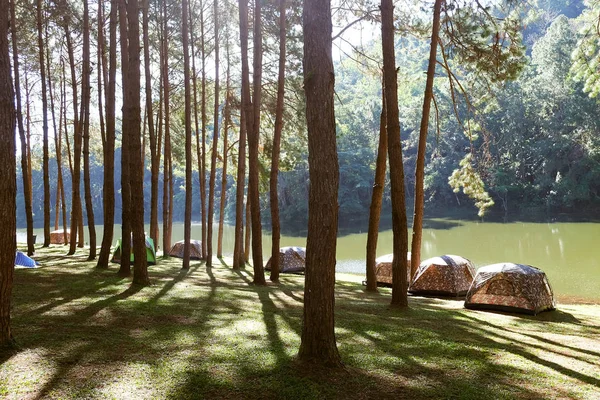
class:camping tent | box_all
[265,247,306,273]
[15,251,37,268]
[464,263,555,315]
[50,229,70,244]
[111,236,156,265]
[168,240,203,259]
[408,254,476,297]
[373,253,412,287]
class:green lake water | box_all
[24,219,600,302]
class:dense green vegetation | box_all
[2,246,599,399]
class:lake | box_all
[22,219,600,302]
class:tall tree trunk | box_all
[65,15,83,256]
[118,0,132,276]
[269,0,286,283]
[54,81,63,232]
[82,0,97,260]
[233,0,249,270]
[249,0,265,284]
[37,0,51,248]
[25,74,33,207]
[298,0,342,367]
[244,197,250,263]
[97,0,106,153]
[45,20,61,238]
[98,0,117,269]
[190,0,203,259]
[217,43,231,258]
[0,0,16,346]
[182,0,193,269]
[365,87,387,292]
[162,0,172,256]
[382,0,409,307]
[410,0,442,279]
[144,0,159,250]
[125,0,150,285]
[55,77,68,239]
[206,0,219,268]
[60,63,69,244]
[10,0,34,256]
[199,0,207,260]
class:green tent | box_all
[111,236,156,265]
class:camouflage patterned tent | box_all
[409,254,476,297]
[464,263,555,315]
[265,246,306,274]
[373,253,412,287]
[168,240,203,260]
[50,229,70,245]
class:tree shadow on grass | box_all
[329,288,599,399]
[32,284,144,399]
[148,264,201,305]
[8,248,600,400]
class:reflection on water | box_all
[23,219,600,301]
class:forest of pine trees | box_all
[2,0,600,365]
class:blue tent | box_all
[15,251,37,268]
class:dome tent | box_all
[111,236,156,265]
[50,229,70,245]
[373,253,412,287]
[15,251,37,268]
[409,254,476,297]
[168,240,203,260]
[464,263,555,315]
[265,247,306,274]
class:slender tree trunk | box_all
[62,2,84,249]
[141,109,147,163]
[155,1,163,248]
[25,74,33,207]
[382,0,409,307]
[97,0,117,269]
[125,0,150,285]
[410,0,442,279]
[118,0,132,276]
[10,0,34,256]
[97,0,106,150]
[55,78,67,239]
[54,98,62,233]
[269,0,286,283]
[248,0,265,284]
[190,0,203,259]
[60,63,69,244]
[217,44,231,258]
[244,197,250,263]
[65,16,83,256]
[81,0,97,260]
[182,0,193,269]
[233,0,249,270]
[36,0,51,248]
[0,0,16,345]
[206,0,220,268]
[365,88,387,292]
[199,1,207,259]
[45,19,61,237]
[298,0,342,367]
[144,0,159,250]
[162,0,172,256]
[61,62,73,176]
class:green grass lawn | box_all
[1,246,599,399]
